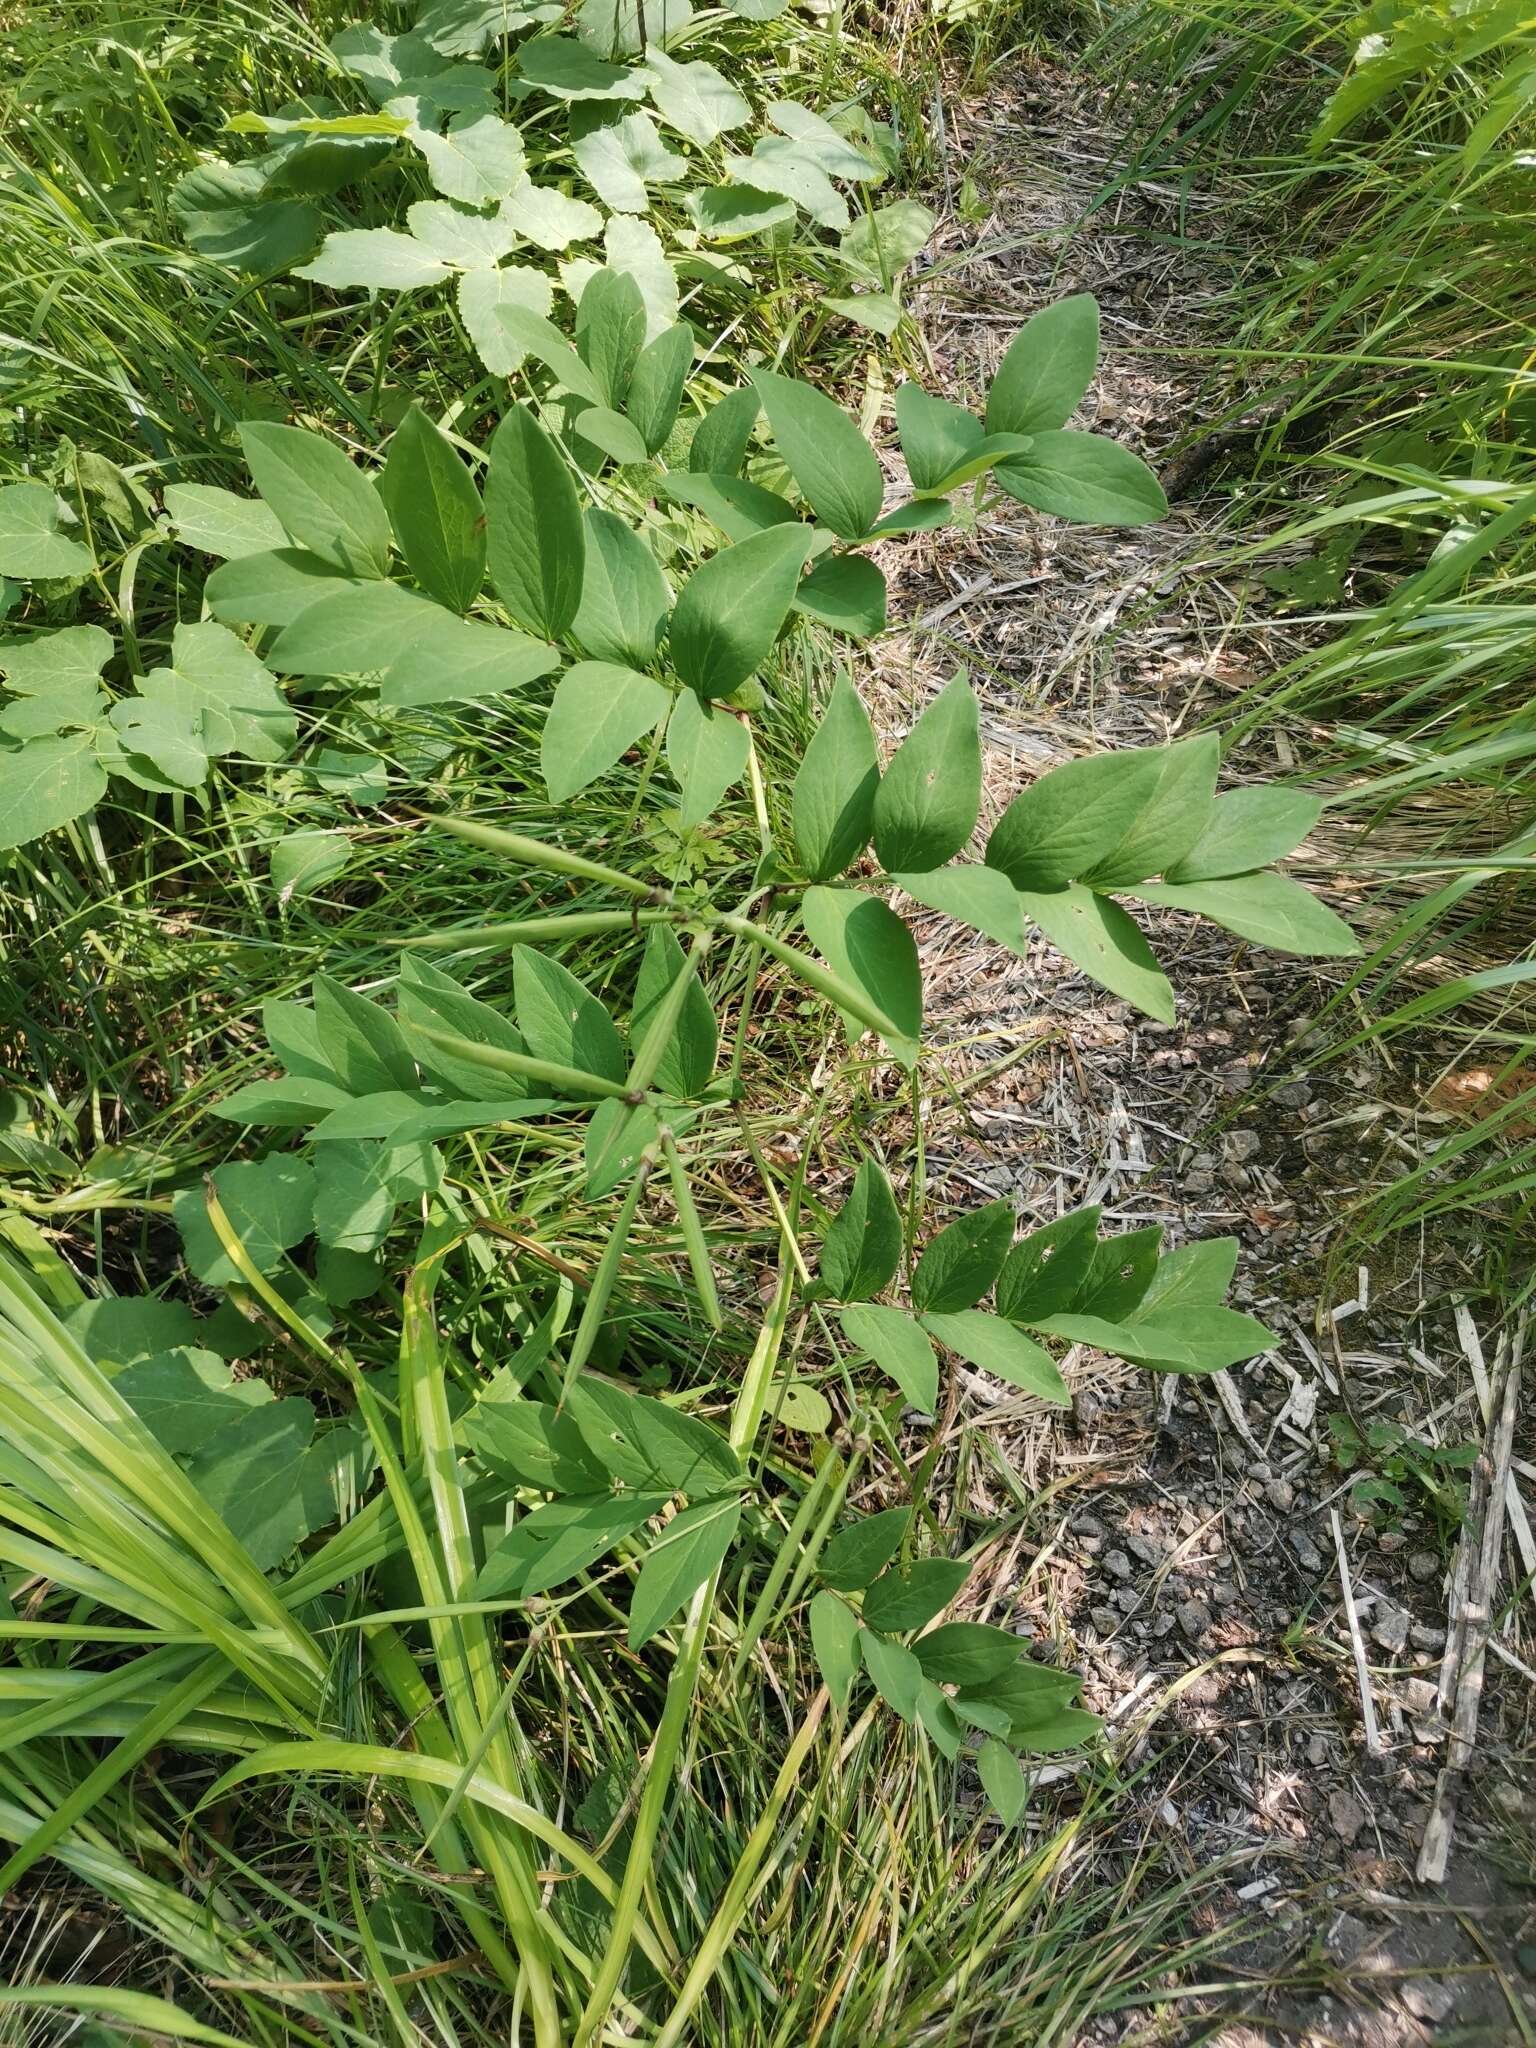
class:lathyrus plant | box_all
[0,296,1356,2044]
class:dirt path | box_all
[876,53,1536,2045]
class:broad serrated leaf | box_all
[413,112,526,203]
[0,732,108,847]
[995,429,1167,528]
[239,423,391,578]
[752,372,883,541]
[873,673,980,872]
[520,33,648,100]
[669,523,814,699]
[838,199,933,283]
[910,1200,1013,1314]
[922,1309,1069,1404]
[995,1207,1102,1324]
[1165,786,1323,883]
[665,690,749,826]
[838,1303,937,1411]
[174,1155,316,1284]
[792,671,878,881]
[485,401,585,638]
[379,405,486,611]
[298,227,457,290]
[171,161,322,274]
[628,1494,740,1646]
[458,262,555,374]
[727,137,847,229]
[800,885,922,1066]
[542,660,670,801]
[573,109,687,212]
[1131,872,1360,958]
[821,1157,902,1301]
[135,622,295,764]
[117,1347,273,1454]
[985,295,1100,436]
[0,483,91,580]
[572,507,670,667]
[644,47,749,144]
[810,1589,861,1708]
[513,945,626,1080]
[186,1397,316,1570]
[1015,884,1175,1025]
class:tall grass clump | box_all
[1088,0,1536,1283]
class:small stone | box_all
[1127,1534,1163,1565]
[1378,1530,1405,1554]
[1328,1788,1367,1844]
[1408,1551,1439,1583]
[1272,1080,1311,1108]
[1074,1513,1107,1542]
[1306,1734,1330,1766]
[1089,1605,1119,1634]
[1324,1909,1369,1961]
[1113,1586,1138,1612]
[1372,1603,1410,1655]
[1411,1622,1447,1651]
[1292,1532,1323,1571]
[1104,1548,1133,1581]
[1177,1599,1212,1644]
[1401,1981,1455,2023]
[1222,1128,1261,1163]
[1214,1581,1239,1606]
[1266,1478,1295,1512]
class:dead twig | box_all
[1331,1506,1384,1758]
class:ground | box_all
[868,52,1536,2044]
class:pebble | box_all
[1089,1605,1119,1634]
[1411,1622,1447,1651]
[1271,1080,1311,1108]
[1328,1788,1367,1844]
[1408,1551,1439,1582]
[1265,1478,1295,1512]
[1372,1603,1410,1655]
[1378,1530,1404,1553]
[1222,1128,1262,1163]
[1177,1599,1212,1643]
[1104,1548,1133,1581]
[1292,1532,1323,1571]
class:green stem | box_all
[400,910,675,951]
[558,1159,652,1402]
[408,1023,641,1104]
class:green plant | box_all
[1328,1410,1476,1541]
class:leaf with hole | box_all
[1073,1224,1162,1319]
[566,1379,740,1496]
[995,1208,1101,1324]
[910,1200,1013,1314]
